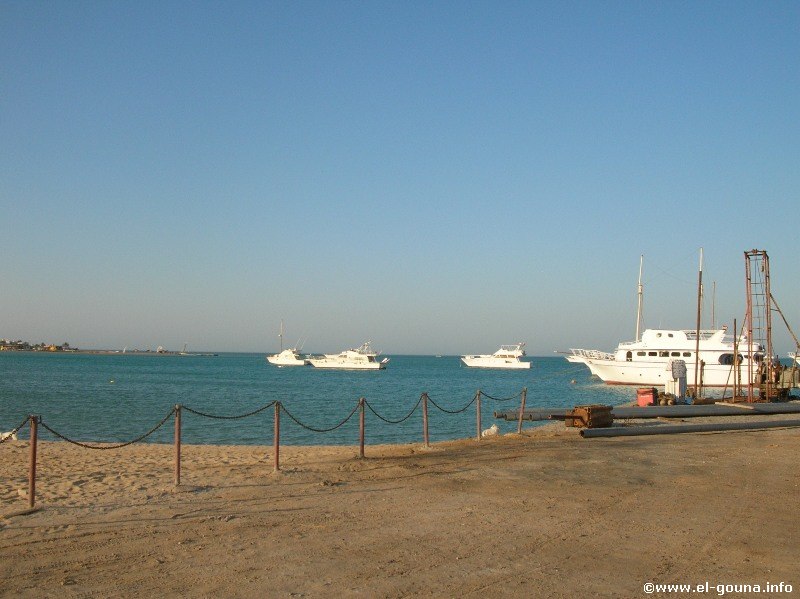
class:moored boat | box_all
[266,321,309,367]
[461,343,531,369]
[267,348,309,367]
[309,341,389,370]
[568,328,763,387]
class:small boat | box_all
[266,321,309,367]
[308,341,388,370]
[461,343,531,369]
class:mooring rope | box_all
[38,409,176,450]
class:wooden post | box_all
[359,397,365,458]
[476,390,482,441]
[422,393,429,447]
[28,415,38,509]
[274,402,280,472]
[174,405,182,486]
[517,387,527,434]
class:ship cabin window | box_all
[719,354,734,365]
[656,333,662,338]
[683,352,691,357]
[668,333,674,338]
[637,351,646,356]
[648,351,657,357]
[671,352,681,357]
[659,351,669,357]
[626,351,632,362]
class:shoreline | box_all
[2,415,799,596]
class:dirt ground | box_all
[1,415,798,598]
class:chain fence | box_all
[38,409,177,450]
[0,417,29,444]
[3,387,528,508]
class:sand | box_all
[1,414,799,598]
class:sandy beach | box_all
[1,413,798,598]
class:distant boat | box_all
[790,352,799,366]
[266,321,309,367]
[308,341,388,370]
[461,343,531,369]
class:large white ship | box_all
[461,343,531,369]
[568,328,764,387]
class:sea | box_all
[0,352,634,446]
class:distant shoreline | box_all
[0,349,219,356]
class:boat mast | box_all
[711,281,716,330]
[693,248,703,396]
[635,255,644,341]
[279,320,284,352]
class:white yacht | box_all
[267,348,309,367]
[790,352,800,366]
[567,253,765,388]
[568,328,764,387]
[461,343,531,369]
[308,341,389,370]
[266,321,309,367]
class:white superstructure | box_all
[461,343,531,369]
[309,341,389,370]
[790,352,800,366]
[568,328,764,387]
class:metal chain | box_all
[0,417,30,443]
[182,401,276,420]
[279,401,361,433]
[427,393,477,414]
[364,395,422,424]
[38,408,176,450]
[480,390,523,402]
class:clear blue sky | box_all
[2,1,798,355]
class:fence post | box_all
[28,415,38,509]
[476,390,482,441]
[517,387,527,434]
[359,397,365,458]
[274,402,281,473]
[174,405,182,486]
[422,393,429,447]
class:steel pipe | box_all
[580,418,800,438]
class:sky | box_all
[1,1,798,355]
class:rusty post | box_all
[174,405,181,486]
[28,415,38,509]
[422,393,429,447]
[274,402,280,472]
[359,397,365,458]
[517,387,527,434]
[476,390,482,441]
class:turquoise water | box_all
[0,353,633,446]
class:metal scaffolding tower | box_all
[744,250,773,401]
